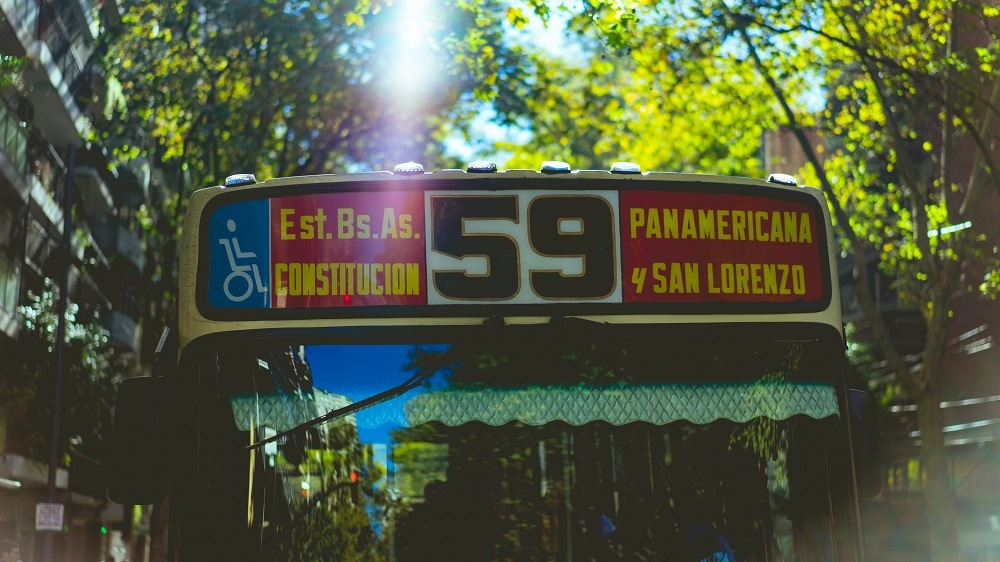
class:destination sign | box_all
[203,185,827,313]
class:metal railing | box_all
[0,101,29,177]
[27,131,67,204]
[6,0,38,38]
[36,0,89,93]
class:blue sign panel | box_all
[207,199,271,309]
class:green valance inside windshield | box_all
[231,382,838,432]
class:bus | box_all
[109,163,879,562]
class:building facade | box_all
[1,0,173,560]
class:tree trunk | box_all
[149,494,170,562]
[916,364,960,561]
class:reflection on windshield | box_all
[208,339,843,562]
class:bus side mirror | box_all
[848,389,881,499]
[108,376,168,505]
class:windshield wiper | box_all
[245,346,461,452]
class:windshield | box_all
[175,332,851,562]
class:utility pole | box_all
[42,144,75,562]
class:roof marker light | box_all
[223,173,257,187]
[540,161,571,174]
[610,161,641,174]
[466,160,498,173]
[393,162,425,175]
[766,173,798,186]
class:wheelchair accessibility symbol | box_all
[218,219,268,302]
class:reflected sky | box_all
[304,344,449,444]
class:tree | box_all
[0,278,125,463]
[104,0,533,186]
[101,0,535,334]
[0,55,23,89]
[497,1,1000,560]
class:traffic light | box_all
[349,470,360,503]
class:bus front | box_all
[129,169,869,561]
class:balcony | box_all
[102,308,138,354]
[91,215,144,275]
[0,100,30,195]
[108,154,151,207]
[0,452,68,489]
[1,0,95,147]
[0,0,35,56]
[74,165,113,217]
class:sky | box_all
[440,4,581,166]
[304,343,449,444]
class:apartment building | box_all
[0,0,172,560]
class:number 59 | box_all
[429,194,618,302]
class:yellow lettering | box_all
[338,209,354,239]
[784,212,798,243]
[684,262,699,293]
[275,263,288,296]
[756,212,769,241]
[345,263,356,295]
[793,265,806,295]
[771,211,785,242]
[763,264,777,294]
[316,264,329,295]
[720,263,735,294]
[406,263,420,295]
[280,209,296,240]
[698,210,715,239]
[717,210,731,241]
[315,209,327,239]
[391,263,405,295]
[778,265,791,295]
[652,263,667,294]
[357,215,371,239]
[302,263,315,296]
[669,262,685,293]
[682,210,697,239]
[632,267,647,294]
[372,264,384,295]
[381,209,398,239]
[735,263,749,293]
[300,214,315,240]
[731,211,746,241]
[399,214,413,239]
[357,264,370,295]
[630,208,645,238]
[646,208,661,238]
[750,263,762,294]
[288,263,301,296]
[799,213,813,243]
[663,209,679,238]
[707,264,720,294]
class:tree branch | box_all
[728,7,916,396]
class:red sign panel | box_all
[269,191,426,308]
[619,191,824,304]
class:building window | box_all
[0,254,19,315]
